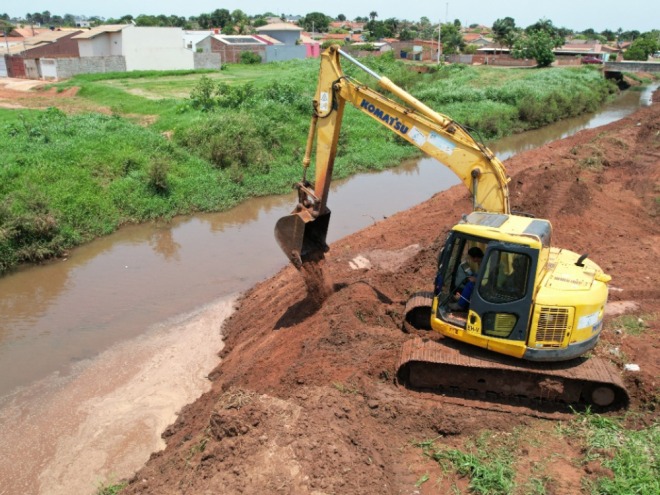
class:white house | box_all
[73,24,194,71]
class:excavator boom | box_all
[275,46,510,267]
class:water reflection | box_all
[149,225,182,261]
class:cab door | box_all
[466,243,539,344]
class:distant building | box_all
[209,35,268,63]
[1,29,82,78]
[254,23,306,61]
[73,25,195,71]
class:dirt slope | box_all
[122,95,659,495]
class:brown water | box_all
[0,85,654,494]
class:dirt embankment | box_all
[121,95,659,495]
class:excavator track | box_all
[402,291,434,333]
[397,338,629,411]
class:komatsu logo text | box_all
[360,99,409,134]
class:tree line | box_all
[3,10,657,64]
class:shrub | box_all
[239,51,262,64]
[189,75,216,111]
[147,159,170,194]
[175,113,275,173]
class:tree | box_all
[195,13,212,29]
[210,8,232,29]
[600,29,616,42]
[512,29,556,67]
[619,30,640,41]
[231,9,247,25]
[369,11,378,22]
[399,28,414,41]
[299,12,331,32]
[439,22,464,55]
[492,17,518,49]
[383,18,398,37]
[337,14,346,22]
[525,18,565,48]
[365,20,386,40]
[623,31,659,60]
[418,16,434,40]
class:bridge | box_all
[603,61,660,73]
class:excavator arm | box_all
[275,45,510,268]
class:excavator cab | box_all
[434,230,537,355]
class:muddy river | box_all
[0,85,655,495]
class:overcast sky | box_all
[5,1,658,33]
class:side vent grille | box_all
[535,307,570,347]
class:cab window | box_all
[478,250,530,303]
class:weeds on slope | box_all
[415,410,658,495]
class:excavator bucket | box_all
[275,210,331,268]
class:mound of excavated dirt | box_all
[121,95,659,495]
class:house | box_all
[208,35,268,63]
[463,33,492,47]
[299,33,320,58]
[1,29,82,78]
[183,31,222,69]
[183,30,215,51]
[254,23,306,61]
[553,40,608,62]
[390,39,441,61]
[255,22,302,45]
[329,21,365,33]
[73,25,195,72]
[347,41,392,56]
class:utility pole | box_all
[437,3,449,64]
[437,20,442,64]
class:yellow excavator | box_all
[275,46,628,409]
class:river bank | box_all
[0,296,236,495]
[118,91,659,495]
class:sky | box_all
[5,1,658,33]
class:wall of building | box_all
[194,37,213,54]
[193,52,221,69]
[264,45,306,62]
[6,55,26,77]
[40,58,58,79]
[20,32,82,58]
[122,26,194,71]
[78,31,123,57]
[259,30,300,45]
[211,38,265,63]
[24,59,39,79]
[53,56,127,78]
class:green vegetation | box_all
[0,54,620,274]
[96,481,127,495]
[610,314,651,336]
[559,411,659,495]
[416,411,659,495]
[418,431,517,494]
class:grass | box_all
[609,314,652,336]
[416,411,659,495]
[560,410,659,495]
[96,481,127,495]
[418,431,517,495]
[0,54,629,274]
